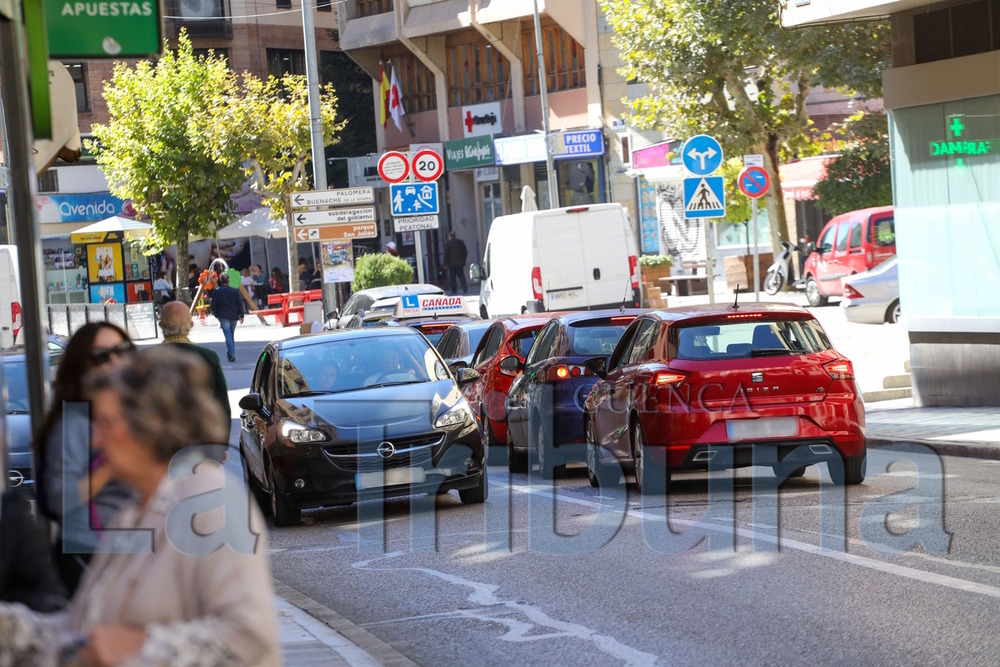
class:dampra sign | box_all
[44,0,162,58]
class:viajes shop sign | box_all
[444,135,495,171]
[44,0,162,58]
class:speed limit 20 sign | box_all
[412,149,444,182]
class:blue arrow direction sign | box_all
[683,176,726,219]
[390,182,439,216]
[681,134,724,176]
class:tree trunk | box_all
[176,234,191,303]
[762,134,791,258]
[285,193,299,292]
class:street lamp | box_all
[532,0,558,209]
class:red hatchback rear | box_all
[584,304,866,492]
[801,205,895,306]
[463,315,560,453]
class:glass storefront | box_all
[889,95,1000,321]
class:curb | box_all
[273,580,419,667]
[867,436,1000,461]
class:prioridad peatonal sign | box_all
[44,0,163,58]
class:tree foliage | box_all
[352,253,414,292]
[813,112,892,215]
[89,33,247,288]
[201,72,345,290]
[599,0,889,253]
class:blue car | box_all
[504,310,644,478]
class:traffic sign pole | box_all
[752,198,760,302]
[705,219,715,305]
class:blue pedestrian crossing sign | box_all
[390,182,440,216]
[683,176,726,219]
[681,134,724,176]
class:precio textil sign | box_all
[44,0,162,58]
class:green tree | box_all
[90,33,246,292]
[813,112,892,215]
[352,253,414,292]
[202,73,345,291]
[599,0,889,255]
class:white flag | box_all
[389,63,405,132]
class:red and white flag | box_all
[388,62,405,132]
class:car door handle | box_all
[593,268,601,280]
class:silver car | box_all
[841,257,900,324]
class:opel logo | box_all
[376,442,396,459]
[8,470,24,487]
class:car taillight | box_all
[726,312,763,320]
[843,284,864,300]
[11,302,21,341]
[545,364,591,382]
[824,359,855,380]
[610,316,635,324]
[653,371,687,387]
[531,267,543,301]
[628,255,640,289]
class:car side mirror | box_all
[238,392,264,413]
[498,355,523,375]
[469,263,482,283]
[584,356,608,379]
[448,360,469,373]
[455,367,480,386]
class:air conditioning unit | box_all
[179,0,220,19]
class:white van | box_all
[474,203,640,318]
[0,246,20,348]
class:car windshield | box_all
[568,321,631,356]
[672,319,832,360]
[467,326,488,355]
[277,335,450,397]
[2,358,28,413]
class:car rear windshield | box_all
[671,319,832,360]
[2,359,27,413]
[568,319,632,356]
[278,335,449,397]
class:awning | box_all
[70,215,152,244]
[779,156,833,202]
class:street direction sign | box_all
[412,149,444,182]
[291,187,374,209]
[293,206,376,227]
[683,176,726,219]
[394,215,439,232]
[295,223,378,242]
[390,182,439,216]
[737,166,770,199]
[378,151,409,183]
[682,134,724,176]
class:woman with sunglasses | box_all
[32,322,137,595]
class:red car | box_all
[801,205,895,307]
[583,303,866,492]
[463,315,561,453]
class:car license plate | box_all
[726,416,799,443]
[355,467,427,491]
[548,290,578,301]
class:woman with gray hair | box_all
[0,346,279,667]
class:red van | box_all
[802,205,895,306]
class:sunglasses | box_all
[90,341,135,366]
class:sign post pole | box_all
[705,219,715,305]
[752,197,760,302]
[414,234,426,284]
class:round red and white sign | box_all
[378,151,409,184]
[412,149,444,182]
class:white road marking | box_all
[353,551,660,666]
[500,481,1000,601]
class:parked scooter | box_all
[764,240,813,295]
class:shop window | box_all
[38,170,58,193]
[522,25,586,96]
[267,49,305,77]
[557,159,602,207]
[447,38,511,107]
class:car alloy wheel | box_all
[805,277,827,307]
[586,420,601,488]
[459,466,488,504]
[268,465,301,527]
[633,421,665,496]
[886,300,900,324]
[508,431,528,473]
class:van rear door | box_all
[534,210,590,310]
[577,207,633,309]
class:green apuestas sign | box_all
[444,135,495,171]
[44,0,162,58]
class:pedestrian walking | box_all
[159,300,231,435]
[444,231,468,295]
[210,272,245,362]
[31,322,137,594]
[0,346,280,667]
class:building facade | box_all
[782,0,1000,406]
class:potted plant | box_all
[639,254,673,285]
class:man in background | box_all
[444,231,468,296]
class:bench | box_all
[257,289,323,326]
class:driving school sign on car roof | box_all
[395,294,470,318]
